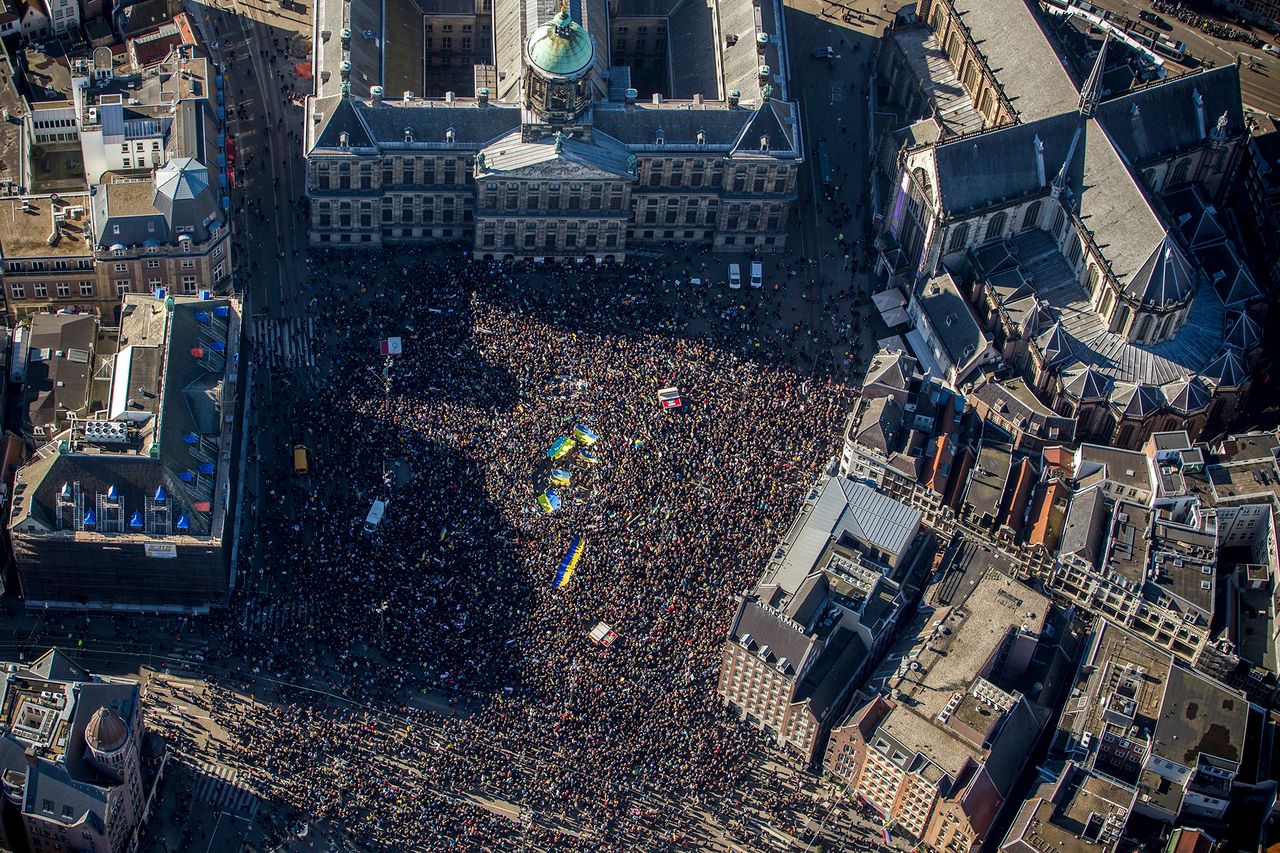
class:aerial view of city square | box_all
[0,0,1278,848]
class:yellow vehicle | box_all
[293,444,309,475]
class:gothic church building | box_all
[874,0,1264,448]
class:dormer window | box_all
[655,129,665,146]
[445,127,456,144]
[338,131,350,148]
[759,135,769,152]
[404,126,414,144]
[696,130,706,147]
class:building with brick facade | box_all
[0,194,110,318]
[303,0,801,258]
[717,474,924,766]
[824,570,1052,852]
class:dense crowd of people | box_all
[199,249,865,848]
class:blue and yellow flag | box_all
[537,489,562,513]
[550,468,572,486]
[579,449,600,465]
[548,437,577,460]
[573,424,600,446]
[554,536,585,589]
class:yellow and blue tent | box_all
[548,437,577,460]
[573,424,600,446]
[537,489,562,513]
[550,468,572,486]
[554,536,585,588]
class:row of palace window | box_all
[5,259,93,272]
[8,276,201,300]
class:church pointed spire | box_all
[1078,31,1111,117]
[1051,124,1083,200]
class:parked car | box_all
[1264,44,1280,56]
[728,263,742,289]
[812,46,834,60]
[750,261,763,289]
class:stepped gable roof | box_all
[1111,382,1166,419]
[1036,321,1073,366]
[1224,310,1262,350]
[1063,364,1111,402]
[1163,374,1211,414]
[1094,65,1244,164]
[1201,349,1247,389]
[1121,234,1197,307]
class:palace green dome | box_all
[527,10,594,78]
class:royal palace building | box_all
[304,0,801,258]
[872,0,1266,449]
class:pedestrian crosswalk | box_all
[242,598,310,634]
[250,314,316,371]
[193,759,261,817]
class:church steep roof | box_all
[1037,321,1074,367]
[1163,375,1211,414]
[1111,382,1166,418]
[1224,310,1262,351]
[1121,235,1197,308]
[1063,364,1112,402]
[1095,65,1244,165]
[1201,349,1248,389]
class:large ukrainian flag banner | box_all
[554,536,585,589]
[548,437,577,459]
[550,468,572,486]
[537,489,562,513]
[572,424,600,446]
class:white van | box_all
[728,263,742,289]
[750,261,763,289]
[364,498,387,533]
